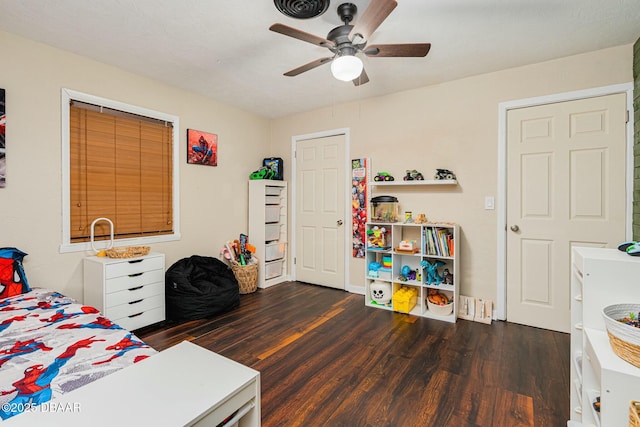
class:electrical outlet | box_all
[484,196,495,210]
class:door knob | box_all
[510,225,519,232]
[337,220,343,226]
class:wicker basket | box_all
[602,304,640,368]
[105,246,150,259]
[630,400,640,427]
[231,262,258,294]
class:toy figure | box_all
[403,170,424,181]
[421,260,445,285]
[414,213,428,224]
[442,268,454,285]
[373,172,394,181]
[434,169,456,180]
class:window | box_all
[61,89,180,252]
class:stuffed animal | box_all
[421,260,445,285]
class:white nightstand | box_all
[83,252,165,330]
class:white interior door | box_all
[506,93,627,332]
[295,134,346,289]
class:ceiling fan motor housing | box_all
[273,0,330,19]
[337,3,357,24]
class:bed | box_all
[0,247,260,426]
[0,287,156,421]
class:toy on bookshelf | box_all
[370,281,392,305]
[404,211,413,223]
[366,226,390,250]
[414,213,428,224]
[403,170,424,181]
[398,265,418,282]
[422,260,445,285]
[434,169,456,180]
[368,262,381,278]
[396,240,419,254]
[442,268,453,285]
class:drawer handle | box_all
[575,323,583,330]
[128,286,143,291]
[128,259,144,264]
[128,272,143,278]
[128,312,143,318]
[128,299,143,305]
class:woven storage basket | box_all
[427,300,453,316]
[231,262,258,294]
[630,400,640,427]
[602,304,640,368]
[105,246,150,259]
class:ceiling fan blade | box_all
[283,57,333,77]
[349,0,397,43]
[270,23,334,48]
[365,43,431,58]
[352,68,370,86]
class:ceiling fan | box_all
[269,0,431,86]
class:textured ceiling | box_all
[0,0,638,119]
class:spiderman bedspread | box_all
[0,288,157,420]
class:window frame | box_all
[60,88,181,253]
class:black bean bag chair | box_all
[165,255,240,321]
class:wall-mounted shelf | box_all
[370,179,457,187]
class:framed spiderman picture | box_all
[187,129,217,166]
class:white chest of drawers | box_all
[83,252,165,330]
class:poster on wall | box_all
[352,158,368,258]
[0,88,5,188]
[187,129,218,166]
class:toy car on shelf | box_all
[374,172,394,181]
[434,169,456,180]
[403,170,424,181]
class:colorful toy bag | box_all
[0,247,31,299]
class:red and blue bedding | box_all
[0,288,157,420]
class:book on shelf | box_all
[423,227,454,257]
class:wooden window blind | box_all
[69,103,173,243]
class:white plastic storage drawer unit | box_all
[84,252,166,331]
[265,259,284,279]
[265,223,281,242]
[265,205,281,223]
[264,242,286,261]
[249,180,288,289]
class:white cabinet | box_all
[248,180,288,288]
[570,247,640,426]
[83,252,165,331]
[364,221,459,323]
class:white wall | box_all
[270,44,634,302]
[1,28,634,307]
[0,31,270,301]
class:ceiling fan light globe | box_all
[331,55,363,82]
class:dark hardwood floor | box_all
[136,282,570,427]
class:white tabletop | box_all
[4,341,259,426]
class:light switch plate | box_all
[484,196,495,210]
